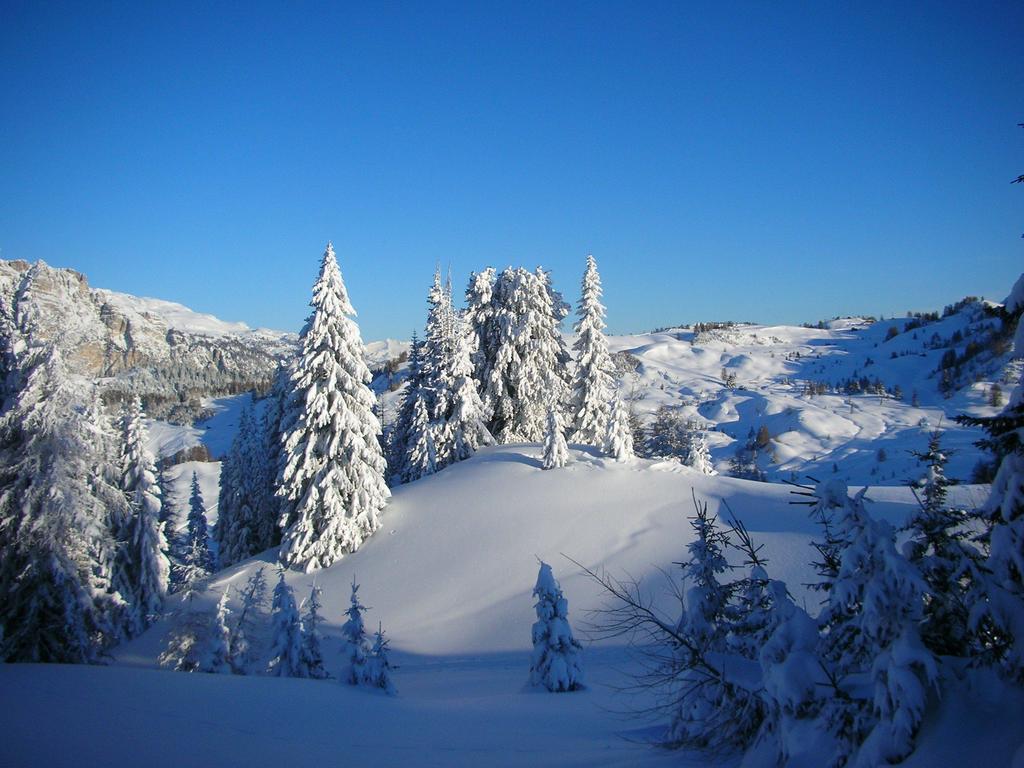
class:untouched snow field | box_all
[2,445,1018,767]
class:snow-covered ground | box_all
[0,300,1013,768]
[96,288,288,340]
[612,314,1003,483]
[0,446,1017,767]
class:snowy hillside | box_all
[96,289,274,338]
[3,446,1017,767]
[370,302,1008,488]
[610,309,1008,485]
[0,256,1016,767]
[121,445,978,657]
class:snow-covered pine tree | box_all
[341,578,370,686]
[260,363,291,540]
[0,348,128,662]
[121,395,170,634]
[818,488,937,766]
[627,404,646,455]
[643,405,686,458]
[481,268,569,443]
[228,566,268,674]
[542,405,569,470]
[85,387,136,636]
[756,579,825,764]
[217,400,274,567]
[267,570,303,677]
[186,471,214,573]
[402,394,437,483]
[215,412,242,564]
[529,562,583,692]
[602,393,634,461]
[724,518,775,660]
[388,330,425,481]
[159,608,207,672]
[157,461,180,558]
[173,537,211,600]
[682,427,716,475]
[241,398,276,554]
[202,590,233,674]
[420,268,454,427]
[803,478,849,600]
[441,311,492,465]
[397,270,492,482]
[665,500,755,749]
[569,255,615,446]
[532,266,572,412]
[299,584,328,679]
[463,267,497,392]
[904,430,978,656]
[366,622,397,695]
[277,243,390,572]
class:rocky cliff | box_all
[0,259,298,422]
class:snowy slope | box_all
[95,289,260,338]
[1,445,1012,768]
[117,445,982,660]
[612,310,1006,483]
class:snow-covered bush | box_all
[267,570,303,677]
[227,567,268,674]
[365,622,397,695]
[299,584,328,680]
[341,578,370,686]
[542,406,569,470]
[602,395,634,462]
[529,562,583,692]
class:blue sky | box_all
[2,1,1021,340]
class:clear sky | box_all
[2,1,1021,340]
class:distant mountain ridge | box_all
[0,259,298,422]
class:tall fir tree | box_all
[217,399,275,567]
[818,489,936,765]
[463,267,497,391]
[439,311,492,466]
[122,395,170,634]
[388,330,425,481]
[402,394,437,483]
[569,255,615,445]
[186,471,214,574]
[261,363,291,539]
[481,267,569,442]
[277,243,390,572]
[394,272,492,484]
[0,349,129,662]
[904,430,977,656]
